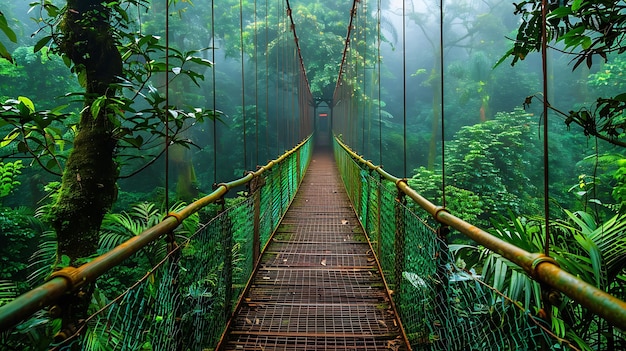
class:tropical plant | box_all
[444,108,543,221]
[500,0,626,148]
[0,10,16,63]
[0,160,22,199]
[408,166,484,230]
[100,201,197,259]
[455,207,626,350]
[0,0,218,334]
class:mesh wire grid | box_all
[1,138,312,350]
[333,139,560,351]
[221,150,407,351]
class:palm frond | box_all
[27,230,57,287]
[0,280,18,306]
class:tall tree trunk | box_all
[52,0,122,340]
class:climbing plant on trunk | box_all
[53,0,122,266]
[0,0,215,340]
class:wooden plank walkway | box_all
[220,149,407,350]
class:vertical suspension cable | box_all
[336,0,359,142]
[439,0,446,208]
[265,0,269,161]
[364,0,371,158]
[377,0,382,166]
[275,0,280,156]
[240,0,248,170]
[402,0,407,178]
[254,0,259,166]
[361,1,367,154]
[164,0,170,209]
[541,0,550,257]
[212,0,217,184]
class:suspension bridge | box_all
[2,0,626,350]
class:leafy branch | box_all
[500,1,626,147]
[523,93,626,148]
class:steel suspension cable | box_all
[363,0,371,158]
[275,0,280,156]
[541,0,550,257]
[361,2,366,154]
[165,0,170,209]
[254,0,259,166]
[212,0,217,184]
[336,0,359,95]
[402,0,407,178]
[439,0,446,207]
[265,0,269,161]
[540,0,554,325]
[377,0,382,166]
[240,0,248,171]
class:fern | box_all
[0,280,18,306]
[27,230,57,287]
[0,160,23,199]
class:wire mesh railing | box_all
[0,136,312,350]
[333,136,626,350]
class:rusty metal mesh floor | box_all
[221,150,407,350]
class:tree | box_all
[500,0,626,147]
[0,0,213,338]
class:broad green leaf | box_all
[614,93,626,102]
[0,41,12,64]
[17,96,35,113]
[91,96,107,119]
[581,36,592,50]
[33,35,52,53]
[548,6,572,19]
[0,128,20,147]
[0,12,17,43]
[571,0,583,12]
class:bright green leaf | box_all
[17,96,35,113]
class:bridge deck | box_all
[220,149,407,350]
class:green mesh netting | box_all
[334,139,558,350]
[1,138,312,351]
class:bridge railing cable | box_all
[334,136,626,349]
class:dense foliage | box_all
[0,0,626,350]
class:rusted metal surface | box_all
[220,149,407,350]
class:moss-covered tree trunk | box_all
[52,0,122,339]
